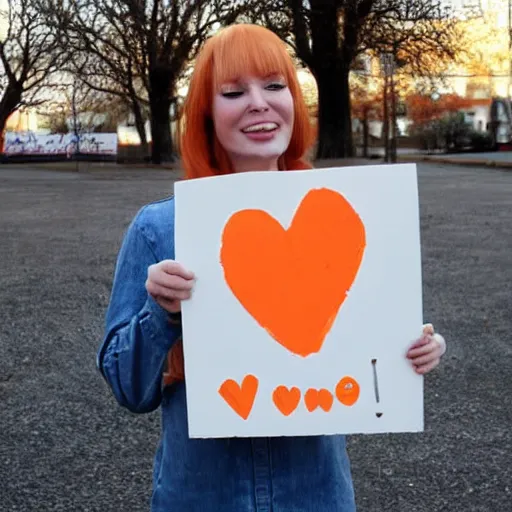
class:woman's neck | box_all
[232,157,279,173]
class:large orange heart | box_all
[220,188,366,357]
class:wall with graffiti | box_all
[4,132,117,157]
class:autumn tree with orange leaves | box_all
[406,93,492,152]
[406,93,471,126]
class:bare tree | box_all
[360,1,461,77]
[44,2,152,157]
[253,0,462,159]
[54,0,244,164]
[37,82,128,135]
[0,0,68,152]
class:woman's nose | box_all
[247,87,269,112]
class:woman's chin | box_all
[232,155,282,172]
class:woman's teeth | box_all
[242,123,278,133]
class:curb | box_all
[412,156,512,170]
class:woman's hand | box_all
[406,323,446,375]
[146,260,195,313]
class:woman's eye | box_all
[222,91,244,98]
[266,83,286,91]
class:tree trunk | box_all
[148,66,174,164]
[314,65,354,159]
[0,128,4,155]
[307,0,356,159]
[132,99,149,160]
[0,113,10,155]
[0,85,23,155]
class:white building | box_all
[443,0,509,17]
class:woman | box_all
[98,24,446,511]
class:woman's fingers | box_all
[410,347,441,367]
[413,358,440,375]
[433,333,447,355]
[407,335,431,355]
[407,337,436,358]
[146,260,195,305]
[150,272,194,291]
[407,327,445,375]
[146,281,192,301]
[160,260,195,280]
[422,323,434,336]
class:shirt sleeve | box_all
[97,213,181,413]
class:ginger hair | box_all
[179,24,315,179]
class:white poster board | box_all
[175,164,424,439]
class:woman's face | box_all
[212,74,294,172]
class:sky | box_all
[0,0,7,42]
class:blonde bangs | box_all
[211,25,296,91]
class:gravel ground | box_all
[0,163,510,512]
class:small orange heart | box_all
[304,388,334,412]
[335,376,360,406]
[272,385,301,416]
[220,188,366,358]
[218,375,259,420]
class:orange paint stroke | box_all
[335,376,360,406]
[272,385,301,416]
[304,388,334,412]
[218,375,259,420]
[220,188,366,358]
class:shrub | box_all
[468,131,494,152]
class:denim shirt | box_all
[97,197,357,512]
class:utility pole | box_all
[509,0,512,99]
[71,77,81,172]
[383,72,389,162]
[380,53,396,163]
[390,66,397,163]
